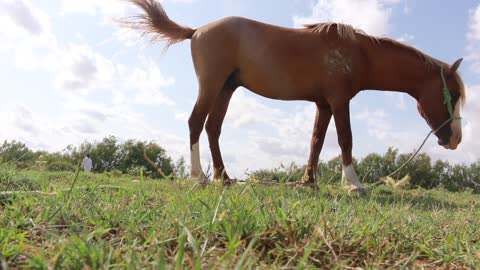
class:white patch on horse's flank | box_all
[190,142,207,180]
[342,164,363,190]
[448,99,462,149]
[324,49,352,75]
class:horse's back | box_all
[191,17,366,101]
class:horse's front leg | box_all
[332,101,365,193]
[303,103,332,187]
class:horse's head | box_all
[416,58,465,150]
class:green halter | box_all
[440,67,454,118]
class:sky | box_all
[0,0,479,178]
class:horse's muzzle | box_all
[438,138,449,148]
[438,136,461,150]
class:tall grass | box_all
[0,168,479,269]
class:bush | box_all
[0,166,40,191]
[249,163,305,183]
[0,141,35,164]
[63,136,174,179]
[46,161,77,172]
[127,166,146,178]
[3,136,479,192]
[111,169,123,178]
[249,148,480,192]
[173,157,188,178]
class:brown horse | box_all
[122,0,465,192]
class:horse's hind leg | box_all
[189,103,209,181]
[188,79,225,181]
[302,103,332,187]
[205,85,235,182]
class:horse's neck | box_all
[359,37,435,99]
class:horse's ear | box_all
[448,58,463,75]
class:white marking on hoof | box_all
[190,142,208,181]
[342,164,364,192]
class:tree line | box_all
[1,138,479,191]
[250,148,480,192]
[0,136,187,179]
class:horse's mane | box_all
[304,22,362,40]
[304,22,466,106]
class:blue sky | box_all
[1,0,479,178]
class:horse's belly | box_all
[239,73,317,101]
[236,54,326,101]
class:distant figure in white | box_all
[82,154,93,172]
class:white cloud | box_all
[0,0,57,70]
[50,43,175,105]
[402,0,411,14]
[226,90,282,128]
[293,0,402,36]
[14,105,40,135]
[219,94,341,176]
[397,33,415,43]
[354,108,427,154]
[0,1,181,155]
[467,4,480,74]
[384,92,407,111]
[60,0,127,18]
[170,0,197,3]
[0,95,187,158]
[175,112,189,121]
[122,60,176,105]
[59,0,196,22]
[0,0,44,35]
[53,44,114,94]
[353,87,480,165]
[0,0,175,103]
[0,104,69,150]
[114,28,143,48]
[468,4,480,41]
[448,84,480,162]
[457,4,480,163]
[271,104,338,160]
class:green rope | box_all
[365,117,453,189]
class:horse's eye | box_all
[451,92,459,101]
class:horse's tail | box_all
[121,0,195,49]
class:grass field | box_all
[1,167,479,269]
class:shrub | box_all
[46,161,77,172]
[0,166,40,191]
[249,163,304,183]
[249,148,480,192]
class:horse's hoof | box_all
[304,182,319,190]
[192,172,209,183]
[197,179,209,188]
[301,175,314,184]
[343,185,366,195]
[222,179,237,186]
[211,177,237,186]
